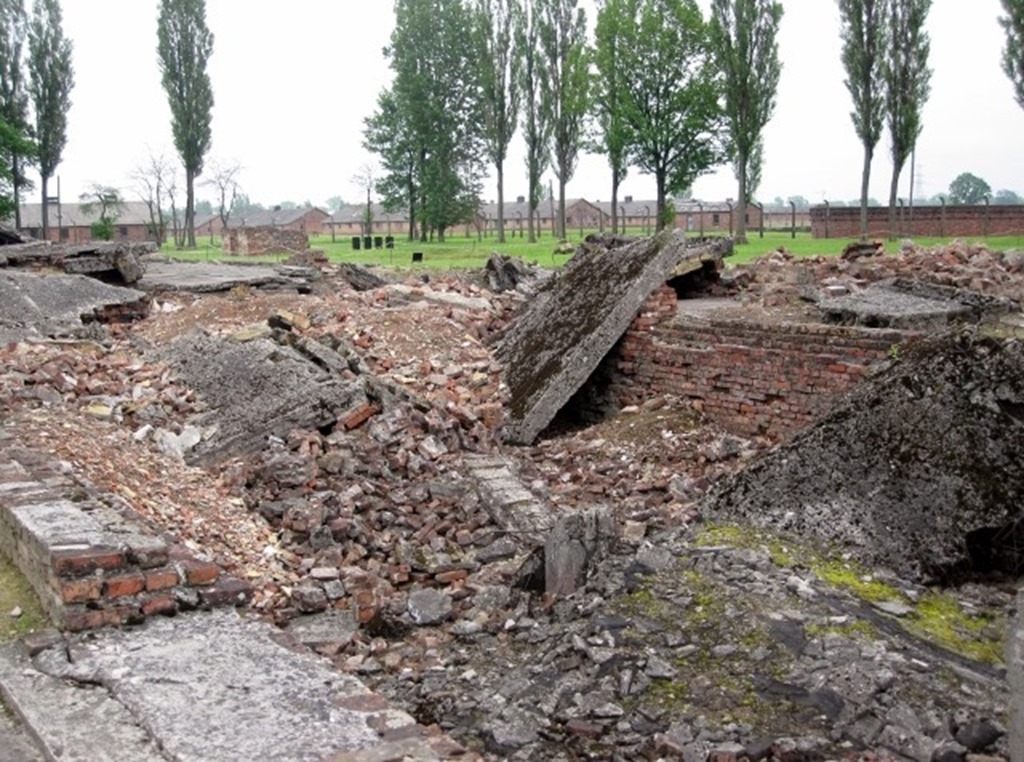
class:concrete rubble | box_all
[495,231,732,444]
[0,238,1021,760]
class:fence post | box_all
[790,201,797,239]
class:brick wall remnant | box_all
[225,226,310,257]
[810,203,1024,239]
[602,286,912,440]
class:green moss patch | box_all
[0,554,48,642]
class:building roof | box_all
[226,207,328,229]
[15,201,153,229]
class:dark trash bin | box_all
[362,235,372,250]
[374,236,383,249]
[352,236,361,251]
[385,236,394,249]
[412,251,423,263]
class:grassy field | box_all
[0,554,47,642]
[163,228,1024,270]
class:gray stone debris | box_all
[483,253,549,295]
[0,270,150,343]
[1011,587,1024,762]
[495,230,731,444]
[137,260,317,293]
[406,588,453,626]
[544,505,615,596]
[151,331,369,463]
[702,329,1024,582]
[337,262,388,292]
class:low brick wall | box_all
[810,204,1024,239]
[0,441,250,631]
[226,226,309,256]
[606,287,914,439]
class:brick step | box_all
[0,441,251,631]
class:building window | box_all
[60,227,70,240]
[712,213,720,226]
[744,213,750,224]
[119,226,129,238]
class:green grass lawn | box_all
[162,228,1024,271]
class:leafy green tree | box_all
[158,0,214,249]
[592,0,633,235]
[364,87,419,240]
[538,0,589,240]
[838,0,888,239]
[994,188,1023,204]
[370,0,484,242]
[883,0,931,239]
[0,116,33,222]
[27,0,73,240]
[475,0,523,243]
[79,184,123,241]
[1001,0,1024,109]
[948,172,991,205]
[0,0,31,228]
[519,1,553,242]
[710,0,783,243]
[618,0,724,230]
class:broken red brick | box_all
[178,559,219,586]
[140,594,177,617]
[145,569,180,591]
[434,569,468,584]
[102,572,146,599]
[60,576,102,604]
[52,546,127,577]
[198,576,252,607]
[341,403,381,431]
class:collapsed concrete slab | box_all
[495,230,731,444]
[701,328,1024,583]
[819,278,1019,329]
[0,270,150,343]
[137,260,319,293]
[54,242,155,284]
[151,331,369,463]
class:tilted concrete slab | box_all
[0,609,458,761]
[495,231,730,444]
[0,270,149,343]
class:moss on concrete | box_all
[0,553,48,642]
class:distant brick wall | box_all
[811,204,1024,239]
[226,226,310,256]
[606,286,914,439]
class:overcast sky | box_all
[31,0,1024,210]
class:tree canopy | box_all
[475,0,524,242]
[366,0,484,241]
[592,0,633,234]
[1002,0,1024,109]
[709,0,784,242]
[948,172,991,205]
[537,0,589,240]
[0,0,31,228]
[518,0,553,242]
[27,0,73,238]
[838,0,888,239]
[616,0,724,230]
[0,116,33,222]
[883,0,931,238]
[157,0,214,249]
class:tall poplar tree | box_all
[537,0,589,240]
[27,0,73,239]
[838,0,888,240]
[0,0,31,228]
[1001,0,1024,110]
[618,0,724,230]
[519,0,553,242]
[592,0,633,235]
[710,0,783,243]
[157,0,214,249]
[883,0,931,238]
[475,0,524,243]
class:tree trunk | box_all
[496,161,505,243]
[735,148,748,244]
[11,157,21,229]
[185,167,196,249]
[655,170,667,232]
[859,145,873,241]
[558,176,566,240]
[610,167,620,235]
[527,174,537,243]
[40,176,49,240]
[887,159,902,241]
